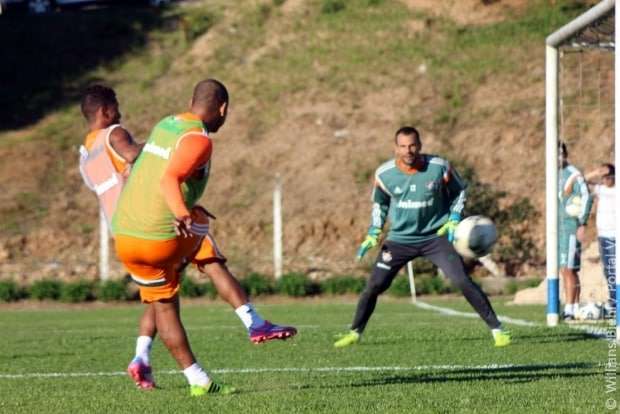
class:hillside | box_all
[0,0,612,283]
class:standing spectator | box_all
[583,163,616,316]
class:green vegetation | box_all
[1,270,540,303]
[29,279,62,300]
[59,280,94,303]
[0,280,22,302]
[97,280,131,302]
[0,300,610,413]
[459,165,542,275]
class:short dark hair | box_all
[81,85,117,122]
[559,141,568,158]
[394,126,420,143]
[602,163,615,177]
[192,79,229,113]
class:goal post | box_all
[545,0,616,327]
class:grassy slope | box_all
[0,0,594,279]
[0,299,610,413]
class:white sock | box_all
[183,363,210,386]
[572,303,580,314]
[135,336,153,365]
[235,303,265,330]
[491,328,503,337]
[564,304,574,315]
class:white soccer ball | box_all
[576,302,603,321]
[453,215,498,259]
[565,195,582,217]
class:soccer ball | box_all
[453,215,498,259]
[576,302,603,321]
[565,195,582,217]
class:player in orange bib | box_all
[111,79,296,396]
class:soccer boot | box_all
[249,320,297,343]
[190,380,236,396]
[492,329,511,347]
[127,358,156,390]
[334,330,361,348]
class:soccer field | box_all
[0,298,612,413]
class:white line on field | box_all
[0,363,557,380]
[413,301,608,338]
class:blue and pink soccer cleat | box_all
[249,320,297,344]
[127,358,156,390]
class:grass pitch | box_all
[0,297,613,413]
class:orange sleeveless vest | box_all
[79,125,127,231]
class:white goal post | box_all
[545,0,617,333]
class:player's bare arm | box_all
[109,126,143,164]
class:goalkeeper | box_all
[334,126,509,348]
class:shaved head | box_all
[191,79,228,113]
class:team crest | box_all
[426,180,440,191]
[382,250,393,262]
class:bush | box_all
[202,281,218,299]
[240,272,274,297]
[0,280,21,302]
[180,276,206,298]
[416,275,454,295]
[457,164,542,276]
[321,0,345,14]
[276,273,320,297]
[388,274,454,297]
[60,280,94,303]
[387,276,412,297]
[97,280,128,302]
[29,279,61,300]
[321,276,366,295]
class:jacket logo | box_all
[394,186,403,194]
[382,250,393,262]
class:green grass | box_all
[0,298,611,413]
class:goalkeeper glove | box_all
[356,228,381,260]
[437,213,461,242]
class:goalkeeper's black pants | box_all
[350,237,501,333]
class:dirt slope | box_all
[0,0,613,282]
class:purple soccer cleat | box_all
[127,358,156,390]
[249,320,297,344]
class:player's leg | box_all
[152,295,235,396]
[560,232,581,320]
[127,304,157,389]
[116,233,234,395]
[192,231,297,343]
[334,241,412,347]
[424,237,509,346]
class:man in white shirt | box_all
[584,163,616,316]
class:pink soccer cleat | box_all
[249,320,297,344]
[127,358,156,390]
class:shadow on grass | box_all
[347,362,598,387]
[0,5,174,131]
[267,362,596,392]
